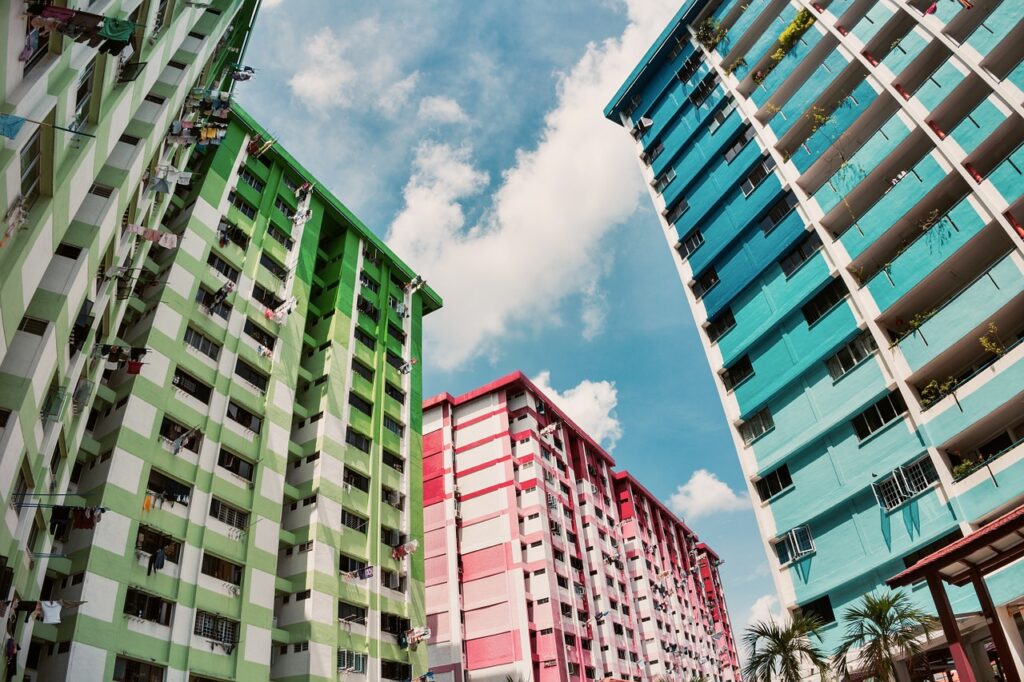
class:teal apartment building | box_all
[607,0,1024,677]
[0,1,439,680]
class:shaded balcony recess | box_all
[941,408,1024,481]
[877,229,1015,342]
[720,0,792,70]
[925,73,995,146]
[911,301,1024,410]
[860,7,918,69]
[942,0,1014,48]
[796,91,900,196]
[849,173,971,283]
[832,0,885,39]
[773,62,870,162]
[892,41,955,99]
[964,116,1024,182]
[753,34,839,123]
[979,19,1024,81]
[822,128,934,238]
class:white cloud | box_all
[386,0,681,368]
[418,95,470,124]
[747,593,784,627]
[378,72,421,117]
[667,469,751,520]
[261,0,285,7]
[531,371,622,450]
[288,28,356,110]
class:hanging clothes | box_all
[148,547,166,576]
[143,495,152,512]
[39,601,61,625]
[49,506,72,538]
[15,601,39,623]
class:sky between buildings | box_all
[242,0,782,646]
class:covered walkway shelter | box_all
[888,503,1024,682]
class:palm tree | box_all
[833,589,937,682]
[743,612,829,682]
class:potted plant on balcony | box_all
[979,322,1005,356]
[952,458,978,480]
[695,18,728,51]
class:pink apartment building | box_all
[421,372,741,682]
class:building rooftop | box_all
[230,103,443,314]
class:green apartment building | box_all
[0,1,440,680]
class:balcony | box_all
[896,252,1024,370]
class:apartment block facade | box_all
[422,372,739,682]
[606,0,1024,668]
[0,2,440,680]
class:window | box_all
[339,554,367,574]
[17,316,48,335]
[172,369,212,404]
[708,99,738,134]
[338,650,367,673]
[653,168,676,194]
[210,498,249,531]
[872,457,938,511]
[386,350,404,370]
[194,610,239,643]
[852,391,907,441]
[242,318,276,349]
[641,141,664,165]
[797,595,834,625]
[739,408,774,445]
[381,569,406,593]
[346,392,373,417]
[353,327,376,350]
[381,660,411,681]
[678,233,706,266]
[384,383,405,404]
[382,486,404,509]
[755,465,792,502]
[159,416,201,453]
[383,416,404,438]
[113,658,164,682]
[665,199,689,225]
[387,323,406,344]
[343,467,370,492]
[123,588,173,625]
[73,59,96,128]
[253,280,286,307]
[226,401,262,433]
[184,327,220,360]
[346,428,371,454]
[207,253,240,283]
[706,309,736,343]
[196,286,231,319]
[20,127,42,207]
[338,602,368,625]
[676,52,703,83]
[780,231,823,277]
[689,72,719,107]
[146,469,191,504]
[351,358,374,382]
[260,252,288,281]
[228,191,256,219]
[267,224,294,249]
[723,126,755,163]
[691,268,719,300]
[801,279,848,325]
[741,156,777,196]
[758,192,799,234]
[235,359,268,393]
[773,525,814,565]
[218,448,254,481]
[274,196,293,215]
[341,510,368,533]
[381,526,405,548]
[825,332,877,381]
[383,450,405,473]
[359,272,380,293]
[201,553,243,585]
[721,356,754,391]
[238,168,265,192]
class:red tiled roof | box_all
[888,503,1024,587]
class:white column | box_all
[996,606,1024,675]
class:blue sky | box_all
[243,0,780,648]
